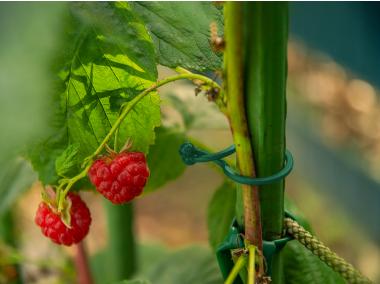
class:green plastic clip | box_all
[179,142,296,280]
[216,212,296,281]
[216,219,245,284]
[179,142,293,186]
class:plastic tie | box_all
[216,211,296,280]
[179,142,293,185]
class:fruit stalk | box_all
[56,72,221,210]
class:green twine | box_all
[285,218,372,284]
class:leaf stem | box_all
[57,72,221,211]
[248,245,256,284]
[225,254,247,284]
[114,125,120,152]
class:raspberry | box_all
[35,193,91,246]
[88,152,149,204]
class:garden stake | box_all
[244,3,289,283]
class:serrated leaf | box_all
[28,2,160,185]
[55,143,80,177]
[144,127,187,194]
[283,241,346,284]
[130,2,223,71]
[207,181,236,250]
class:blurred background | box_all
[0,2,379,284]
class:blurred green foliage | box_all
[0,3,66,164]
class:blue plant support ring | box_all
[179,142,293,185]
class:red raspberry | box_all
[88,152,149,204]
[35,193,91,246]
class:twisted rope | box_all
[284,218,372,284]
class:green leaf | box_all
[0,3,66,164]
[284,196,313,232]
[28,2,160,185]
[130,2,223,71]
[207,181,236,250]
[165,94,195,129]
[93,244,222,284]
[0,158,36,216]
[114,280,151,284]
[144,246,223,284]
[144,127,187,194]
[283,241,345,284]
[55,143,80,177]
[164,92,228,131]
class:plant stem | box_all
[57,72,221,210]
[248,246,256,284]
[224,1,263,251]
[91,73,220,160]
[104,201,136,281]
[113,127,120,152]
[0,211,23,284]
[74,242,93,284]
[225,255,247,284]
[244,2,288,283]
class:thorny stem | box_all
[56,72,221,211]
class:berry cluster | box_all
[35,150,149,245]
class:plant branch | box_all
[57,72,221,211]
[248,245,256,284]
[225,254,247,284]
[74,242,93,284]
[224,2,263,251]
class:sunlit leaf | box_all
[28,2,160,185]
[131,2,223,71]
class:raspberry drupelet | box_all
[88,151,150,204]
[35,193,91,246]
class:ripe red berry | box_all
[88,152,149,204]
[35,193,91,246]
